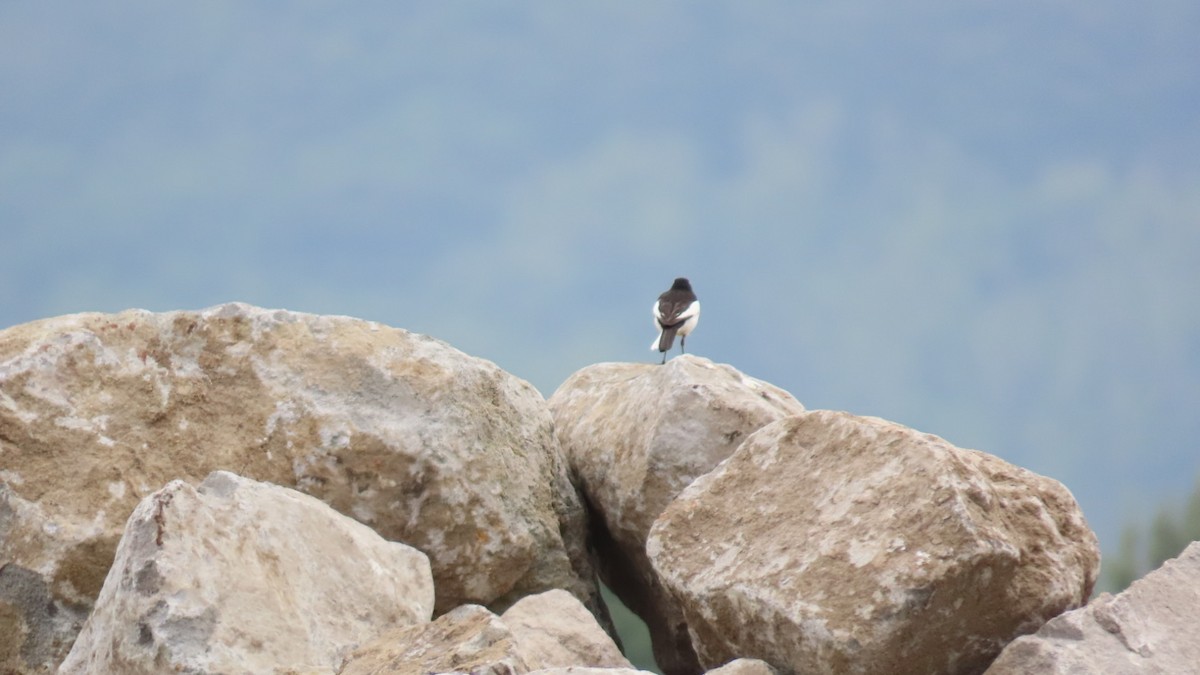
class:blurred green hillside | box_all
[1099,472,1200,594]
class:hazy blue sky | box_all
[3,2,1199,570]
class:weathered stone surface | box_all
[528,662,657,667]
[703,658,778,675]
[339,604,526,675]
[0,303,597,672]
[0,560,89,673]
[501,589,632,670]
[647,410,1099,675]
[527,669,656,675]
[59,471,433,674]
[341,589,631,675]
[985,540,1200,675]
[549,355,803,674]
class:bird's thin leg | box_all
[660,351,667,365]
[680,335,686,354]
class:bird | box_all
[651,277,700,364]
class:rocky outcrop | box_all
[340,590,631,675]
[985,540,1200,674]
[0,303,597,673]
[59,471,434,674]
[549,355,804,674]
[647,411,1100,675]
[2,304,1130,674]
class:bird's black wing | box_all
[656,289,698,327]
[655,299,685,326]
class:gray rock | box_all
[502,589,633,670]
[58,471,433,674]
[647,410,1099,675]
[985,540,1200,674]
[0,303,598,672]
[549,355,803,674]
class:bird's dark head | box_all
[671,277,692,291]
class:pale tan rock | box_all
[527,669,656,675]
[525,662,657,667]
[0,303,596,673]
[985,540,1200,675]
[647,410,1099,675]
[549,355,803,674]
[341,591,634,675]
[58,471,433,674]
[704,658,778,675]
[501,589,632,670]
[338,604,526,675]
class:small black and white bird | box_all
[651,277,700,364]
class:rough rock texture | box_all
[341,590,632,675]
[527,670,656,675]
[703,658,778,675]
[501,589,633,670]
[59,471,433,674]
[0,303,597,673]
[985,540,1200,674]
[549,355,804,675]
[339,604,527,675]
[647,410,1099,675]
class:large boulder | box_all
[985,540,1200,674]
[647,411,1099,675]
[59,471,434,674]
[549,355,804,675]
[0,303,597,673]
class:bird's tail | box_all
[656,325,679,353]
